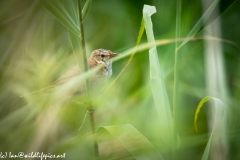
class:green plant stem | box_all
[173,0,181,159]
[78,0,98,158]
[88,107,99,157]
[78,0,89,91]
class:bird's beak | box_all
[110,53,119,58]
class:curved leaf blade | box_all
[194,96,225,160]
[194,96,211,132]
[97,124,164,160]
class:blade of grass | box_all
[78,0,89,87]
[51,66,100,103]
[202,1,228,158]
[194,97,211,132]
[194,96,225,160]
[143,5,174,146]
[68,32,83,69]
[178,0,219,49]
[62,0,83,72]
[173,1,182,158]
[82,0,92,22]
[196,0,237,35]
[112,36,239,63]
[97,124,165,160]
[62,0,79,26]
[41,0,80,36]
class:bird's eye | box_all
[101,55,104,58]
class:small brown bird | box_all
[52,49,118,86]
[21,49,118,97]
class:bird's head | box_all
[89,49,118,66]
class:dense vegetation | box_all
[0,0,239,159]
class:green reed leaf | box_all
[97,124,165,160]
[41,0,80,36]
[62,0,79,26]
[194,96,225,160]
[62,0,83,70]
[178,0,219,48]
[82,0,92,22]
[143,5,174,146]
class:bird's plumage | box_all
[52,49,117,87]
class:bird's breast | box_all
[104,61,112,78]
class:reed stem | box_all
[173,0,181,159]
[78,0,98,158]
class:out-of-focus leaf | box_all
[143,5,156,46]
[62,0,83,70]
[0,0,41,70]
[68,32,83,70]
[97,124,165,160]
[51,66,101,103]
[197,0,237,37]
[41,0,80,36]
[179,0,219,48]
[135,18,145,46]
[0,106,33,131]
[113,36,239,63]
[62,0,79,26]
[194,96,211,132]
[194,96,225,160]
[143,5,173,145]
[82,0,92,22]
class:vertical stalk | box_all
[201,0,228,159]
[88,108,99,156]
[78,0,98,158]
[78,0,89,91]
[173,0,181,158]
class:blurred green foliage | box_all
[0,0,240,159]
